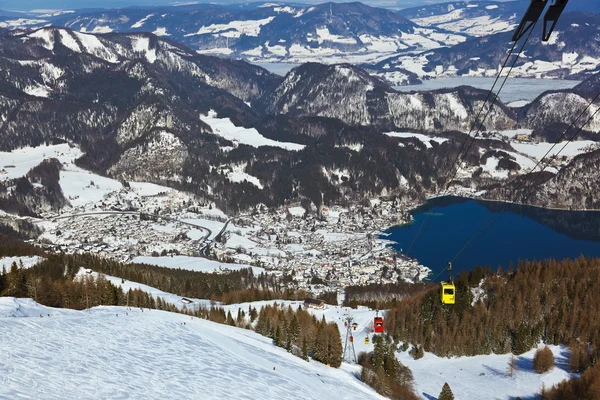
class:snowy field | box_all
[0,298,384,400]
[385,132,449,148]
[0,143,82,180]
[133,255,265,275]
[394,77,581,104]
[0,256,43,271]
[201,110,305,151]
[398,345,573,400]
[76,268,213,310]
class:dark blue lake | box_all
[382,197,600,281]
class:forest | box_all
[254,303,343,367]
[385,258,600,364]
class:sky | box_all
[0,0,512,13]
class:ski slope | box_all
[222,300,573,400]
[0,298,384,400]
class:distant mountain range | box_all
[0,27,513,214]
[1,1,598,84]
[371,11,600,84]
[1,5,600,213]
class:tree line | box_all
[254,303,343,367]
[385,258,600,364]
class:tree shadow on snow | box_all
[516,355,534,372]
[422,393,437,400]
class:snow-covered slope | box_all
[398,344,573,400]
[373,12,600,84]
[0,297,384,400]
[403,1,525,37]
[46,2,466,65]
[263,63,517,132]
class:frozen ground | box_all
[385,131,449,149]
[394,77,581,104]
[201,110,305,151]
[223,300,572,400]
[0,256,43,271]
[0,297,384,400]
[132,255,265,275]
[0,143,82,181]
[397,345,573,400]
[75,268,213,310]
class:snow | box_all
[0,18,47,29]
[0,297,384,400]
[131,36,157,63]
[76,268,212,310]
[152,27,169,36]
[91,26,113,34]
[59,169,123,207]
[58,29,81,52]
[412,10,510,37]
[507,100,530,108]
[201,110,305,151]
[133,255,265,275]
[128,181,174,196]
[512,141,599,160]
[288,206,305,217]
[384,132,449,149]
[226,169,264,189]
[185,17,275,38]
[397,345,573,400]
[312,27,358,45]
[131,14,154,29]
[27,29,54,50]
[394,78,581,104]
[0,256,43,271]
[74,32,119,63]
[22,84,50,98]
[0,143,82,181]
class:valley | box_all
[1,1,600,399]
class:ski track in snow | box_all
[0,298,384,400]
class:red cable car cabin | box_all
[374,317,384,333]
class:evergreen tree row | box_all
[358,335,418,400]
[254,303,343,367]
[386,258,600,362]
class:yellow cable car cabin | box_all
[364,337,370,345]
[441,281,456,305]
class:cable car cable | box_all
[450,92,600,263]
[407,26,536,257]
[406,40,520,256]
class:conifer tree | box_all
[226,310,235,326]
[302,337,309,361]
[274,325,281,347]
[438,382,454,400]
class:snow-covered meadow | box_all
[0,298,385,400]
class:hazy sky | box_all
[0,0,511,13]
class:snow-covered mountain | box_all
[522,72,600,139]
[402,1,526,37]
[0,297,384,400]
[262,62,517,131]
[519,149,600,210]
[372,12,600,84]
[4,2,467,65]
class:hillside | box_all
[402,1,525,36]
[45,2,466,65]
[0,297,384,400]
[263,62,517,131]
[372,12,600,84]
